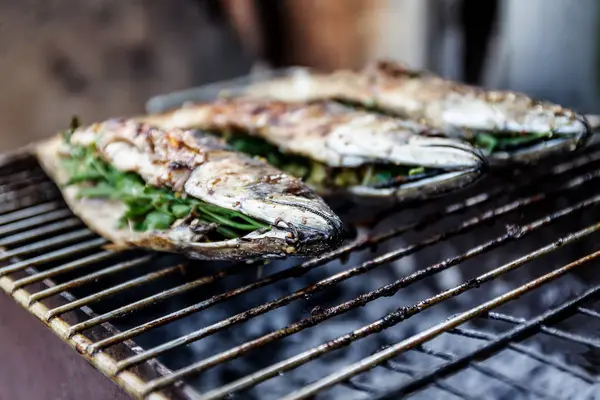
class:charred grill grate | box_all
[4,63,600,398]
[0,142,599,400]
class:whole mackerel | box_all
[243,60,592,163]
[140,98,486,201]
[36,119,345,260]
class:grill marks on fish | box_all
[244,60,590,147]
[68,118,342,239]
[140,98,482,170]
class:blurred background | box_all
[0,0,597,151]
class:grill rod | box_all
[79,153,600,354]
[29,255,156,307]
[141,200,600,397]
[0,218,82,247]
[486,312,600,348]
[448,327,595,383]
[114,172,600,374]
[283,248,600,400]
[17,147,600,343]
[381,360,479,400]
[78,145,600,352]
[413,346,561,400]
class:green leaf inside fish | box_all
[60,133,269,239]
[473,131,553,154]
[223,134,428,188]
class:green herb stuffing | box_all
[59,130,268,239]
[336,101,556,156]
[472,132,553,155]
[224,133,428,188]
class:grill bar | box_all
[144,211,600,398]
[81,147,600,356]
[45,264,185,321]
[65,264,265,337]
[0,238,107,277]
[0,219,82,247]
[0,193,58,216]
[116,187,600,377]
[79,161,600,357]
[577,307,600,320]
[0,202,61,226]
[0,209,72,236]
[448,327,595,383]
[91,148,600,355]
[486,313,600,348]
[414,347,559,400]
[0,229,94,263]
[8,250,116,292]
[0,140,599,398]
[30,255,155,307]
[381,361,478,400]
[284,250,600,400]
[0,183,57,205]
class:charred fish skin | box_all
[139,98,487,200]
[43,119,345,260]
[243,60,593,162]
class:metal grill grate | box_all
[1,140,600,399]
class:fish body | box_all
[35,120,344,260]
[140,98,486,201]
[244,60,592,163]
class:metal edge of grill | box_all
[0,149,198,400]
[0,74,598,399]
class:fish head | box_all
[183,155,345,257]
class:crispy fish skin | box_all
[35,120,344,260]
[141,99,484,169]
[244,60,592,162]
[139,98,486,202]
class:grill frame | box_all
[0,74,599,399]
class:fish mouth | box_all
[370,141,487,188]
[472,113,593,163]
[264,197,346,254]
[348,166,484,201]
[337,142,487,201]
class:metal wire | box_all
[0,218,83,247]
[85,149,600,356]
[414,346,559,399]
[0,238,107,277]
[381,360,478,400]
[1,147,600,400]
[486,312,600,349]
[448,327,595,383]
[116,189,600,376]
[283,251,600,400]
[29,255,155,307]
[143,212,600,398]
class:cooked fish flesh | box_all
[244,60,592,163]
[35,119,345,260]
[139,98,486,201]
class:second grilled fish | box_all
[140,98,486,202]
[244,60,592,164]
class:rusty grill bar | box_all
[0,139,600,400]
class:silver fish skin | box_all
[243,60,592,163]
[139,98,486,201]
[38,119,344,260]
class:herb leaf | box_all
[61,141,269,239]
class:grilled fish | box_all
[35,119,344,260]
[139,98,486,201]
[244,60,592,163]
